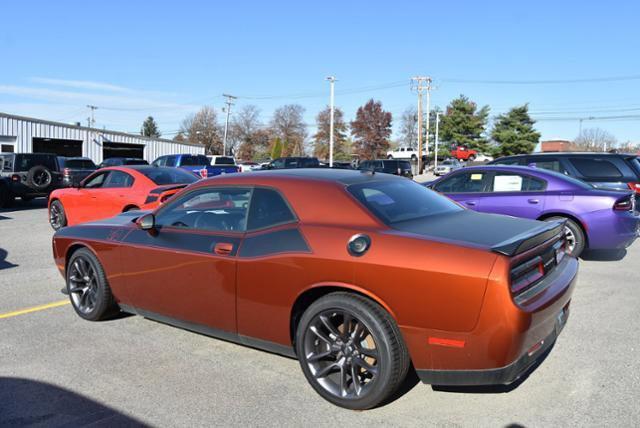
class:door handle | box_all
[465,201,476,206]
[528,199,540,204]
[214,242,234,255]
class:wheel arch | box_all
[64,242,101,273]
[537,211,589,246]
[122,204,140,212]
[289,283,397,347]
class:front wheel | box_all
[387,155,393,159]
[295,292,409,410]
[49,200,67,230]
[545,216,585,257]
[468,155,476,161]
[66,248,118,321]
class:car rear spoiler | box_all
[491,219,566,256]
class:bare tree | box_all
[229,105,262,156]
[398,106,418,149]
[270,104,307,156]
[574,128,617,152]
[237,128,271,161]
[178,106,222,154]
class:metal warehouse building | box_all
[0,112,203,163]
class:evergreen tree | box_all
[491,104,540,156]
[141,116,161,138]
[271,137,283,159]
[439,95,489,152]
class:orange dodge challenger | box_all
[52,169,577,409]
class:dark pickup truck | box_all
[152,154,240,178]
[0,153,63,207]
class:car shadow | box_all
[0,214,11,220]
[0,248,18,270]
[0,377,148,427]
[0,198,48,212]
[430,343,555,394]
[581,249,628,262]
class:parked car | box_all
[57,157,97,187]
[331,161,354,169]
[263,157,320,169]
[451,145,478,161]
[153,154,240,178]
[472,153,494,162]
[0,153,63,206]
[427,165,639,256]
[358,159,413,178]
[99,157,148,168]
[52,169,576,409]
[237,161,262,172]
[489,152,640,194]
[48,166,198,230]
[434,158,462,176]
[386,147,425,160]
[207,155,237,167]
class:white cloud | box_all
[30,77,134,93]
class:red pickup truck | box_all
[451,146,477,161]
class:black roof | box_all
[249,167,403,185]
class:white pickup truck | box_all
[386,147,425,160]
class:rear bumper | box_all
[586,211,640,250]
[417,303,569,385]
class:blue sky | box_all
[2,0,640,143]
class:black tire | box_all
[123,205,140,212]
[295,292,409,410]
[49,199,67,230]
[66,248,118,321]
[410,154,417,161]
[387,155,393,159]
[468,155,476,161]
[545,216,585,257]
[26,165,53,191]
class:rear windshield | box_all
[15,154,58,170]
[63,159,96,169]
[123,159,148,165]
[139,168,198,185]
[180,155,209,166]
[213,156,235,165]
[347,179,463,225]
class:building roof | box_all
[0,111,201,147]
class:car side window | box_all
[527,158,567,174]
[568,158,624,179]
[153,157,166,167]
[271,158,285,169]
[103,171,134,188]
[84,172,109,188]
[156,187,251,232]
[489,173,546,192]
[165,156,178,167]
[247,188,296,230]
[434,172,488,193]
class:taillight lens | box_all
[614,196,635,211]
[627,182,640,193]
[63,168,71,177]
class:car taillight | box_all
[11,174,20,181]
[614,195,634,211]
[63,168,71,177]
[237,166,241,173]
[627,182,640,194]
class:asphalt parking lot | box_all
[1,200,639,427]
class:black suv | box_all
[263,157,320,169]
[98,157,149,168]
[57,156,97,187]
[357,159,413,178]
[0,153,63,207]
[489,152,640,193]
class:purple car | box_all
[427,165,639,256]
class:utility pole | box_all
[222,94,237,156]
[86,105,98,128]
[326,76,336,167]
[411,76,431,174]
[435,111,441,171]
[424,77,432,165]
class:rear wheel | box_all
[295,292,409,410]
[468,154,476,161]
[49,200,67,230]
[66,248,118,321]
[387,155,393,159]
[545,216,585,257]
[123,205,140,212]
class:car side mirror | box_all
[137,213,156,231]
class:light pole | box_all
[326,76,336,167]
[434,112,440,171]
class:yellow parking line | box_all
[0,299,70,320]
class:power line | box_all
[440,74,640,85]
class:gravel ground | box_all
[1,199,639,427]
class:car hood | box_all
[388,209,564,256]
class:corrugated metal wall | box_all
[0,113,203,163]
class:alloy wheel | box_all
[303,310,379,399]
[49,204,61,228]
[68,257,99,314]
[564,226,576,254]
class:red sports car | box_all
[48,166,198,230]
[51,169,576,409]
